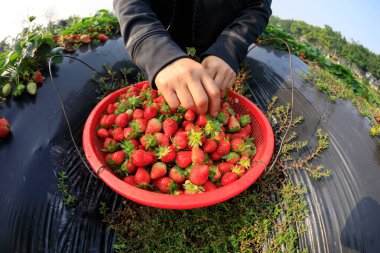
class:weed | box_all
[57,171,77,205]
[304,66,380,136]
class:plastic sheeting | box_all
[0,37,379,252]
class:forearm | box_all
[201,0,272,72]
[113,0,189,85]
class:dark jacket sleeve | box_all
[200,0,272,73]
[113,0,190,87]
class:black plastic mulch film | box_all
[0,37,379,252]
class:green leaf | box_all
[28,16,36,22]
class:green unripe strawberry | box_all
[12,84,25,96]
[27,82,37,95]
[2,83,12,97]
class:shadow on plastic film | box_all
[340,197,380,253]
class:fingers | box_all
[175,85,195,110]
[221,71,236,92]
[155,57,230,116]
[201,55,236,95]
[162,89,180,109]
[187,79,209,114]
[201,74,220,117]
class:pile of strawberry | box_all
[96,83,256,195]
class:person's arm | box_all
[201,0,272,91]
[113,0,189,86]
[113,0,221,115]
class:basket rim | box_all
[82,81,274,209]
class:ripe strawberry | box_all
[184,109,196,121]
[132,108,144,119]
[149,89,158,99]
[195,114,207,127]
[182,120,194,132]
[129,139,139,148]
[189,165,210,186]
[127,93,139,100]
[111,150,126,164]
[145,118,162,134]
[203,181,217,192]
[172,131,188,150]
[230,129,249,140]
[105,114,117,127]
[33,70,45,83]
[121,159,137,174]
[221,172,239,186]
[106,104,117,115]
[0,118,10,138]
[123,175,137,186]
[123,127,138,140]
[112,127,125,141]
[135,167,151,185]
[217,162,234,173]
[216,139,231,156]
[126,86,139,94]
[103,137,118,152]
[162,118,178,138]
[153,177,177,193]
[139,134,157,150]
[115,113,129,128]
[232,165,246,177]
[131,149,154,167]
[223,152,240,164]
[141,82,150,90]
[176,151,192,168]
[97,33,108,42]
[209,165,222,182]
[213,131,225,143]
[97,128,109,138]
[231,138,244,152]
[156,145,176,163]
[202,139,217,153]
[243,124,252,135]
[99,115,108,127]
[191,146,206,165]
[153,95,165,104]
[150,162,167,180]
[210,152,222,161]
[169,166,187,183]
[146,150,158,164]
[144,106,158,120]
[154,132,170,147]
[227,115,241,133]
[130,119,148,133]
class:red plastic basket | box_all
[83,81,274,209]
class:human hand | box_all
[201,55,236,94]
[154,58,220,116]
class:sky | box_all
[1,0,379,55]
[271,0,380,54]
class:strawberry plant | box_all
[0,10,119,102]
